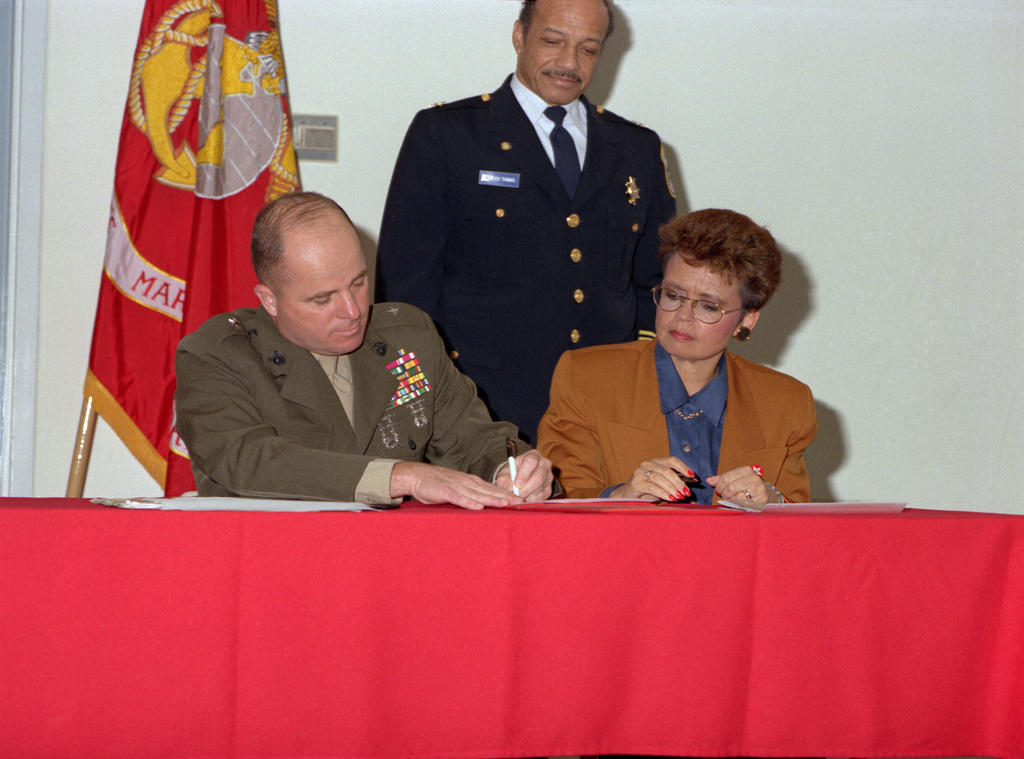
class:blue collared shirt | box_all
[602,346,729,504]
[656,345,729,504]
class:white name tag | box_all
[478,170,520,188]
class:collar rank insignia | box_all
[386,349,432,410]
[625,176,641,206]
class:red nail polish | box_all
[752,465,764,478]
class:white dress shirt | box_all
[510,73,588,170]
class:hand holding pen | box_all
[611,456,698,501]
[497,436,554,502]
[506,437,520,496]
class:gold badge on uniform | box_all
[625,176,640,205]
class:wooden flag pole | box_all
[66,394,97,498]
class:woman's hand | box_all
[611,457,696,501]
[706,465,772,504]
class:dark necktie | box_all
[544,105,581,199]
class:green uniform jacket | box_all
[174,302,519,500]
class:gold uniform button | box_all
[596,105,605,114]
[570,248,582,263]
[573,289,585,303]
[566,213,580,228]
[570,329,581,343]
[632,223,639,232]
[495,208,505,218]
[449,349,459,359]
[501,141,511,151]
[481,93,491,102]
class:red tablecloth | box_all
[1,499,1022,759]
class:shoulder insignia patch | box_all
[661,145,677,199]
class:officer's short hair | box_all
[251,192,353,287]
[518,0,614,39]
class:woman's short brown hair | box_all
[658,209,781,311]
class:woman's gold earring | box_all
[734,327,751,342]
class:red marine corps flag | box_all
[78,0,300,496]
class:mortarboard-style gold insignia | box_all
[625,176,640,205]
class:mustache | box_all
[541,68,582,83]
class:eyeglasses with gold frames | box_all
[651,285,743,325]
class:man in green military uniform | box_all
[175,192,554,508]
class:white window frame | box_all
[1,0,45,496]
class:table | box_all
[2,499,1022,759]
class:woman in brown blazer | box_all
[538,209,817,505]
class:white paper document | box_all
[93,497,388,512]
[717,500,906,514]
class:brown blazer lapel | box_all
[719,352,786,484]
[603,341,670,485]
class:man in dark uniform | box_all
[175,192,553,508]
[376,0,677,444]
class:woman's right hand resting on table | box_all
[610,456,697,501]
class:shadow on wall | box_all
[804,402,843,501]
[586,8,690,217]
[358,225,380,297]
[585,0,631,108]
[732,247,845,501]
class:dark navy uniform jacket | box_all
[376,75,677,443]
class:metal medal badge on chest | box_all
[625,176,641,205]
[378,412,400,451]
[407,399,429,428]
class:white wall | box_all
[33,0,1023,512]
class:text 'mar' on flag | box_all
[84,0,300,496]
